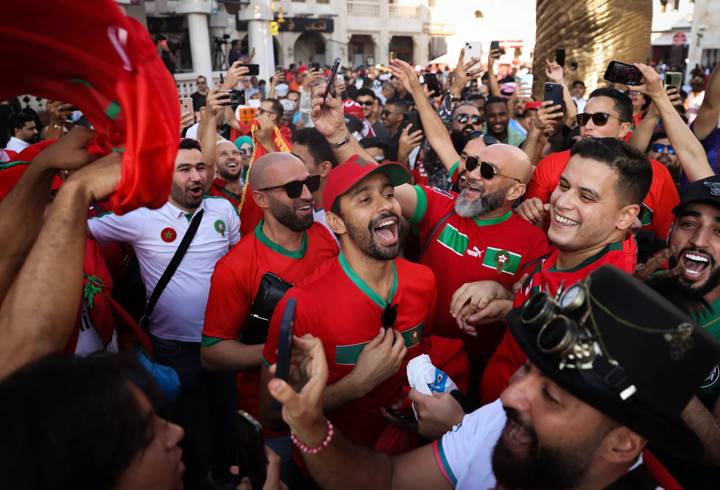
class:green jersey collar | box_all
[473,210,512,227]
[338,251,398,308]
[254,220,307,259]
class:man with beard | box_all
[202,152,338,417]
[380,97,409,161]
[646,132,680,183]
[260,156,437,454]
[87,138,240,488]
[449,103,485,155]
[207,139,245,209]
[517,77,680,242]
[485,96,526,148]
[266,266,719,490]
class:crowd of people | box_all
[2,24,720,490]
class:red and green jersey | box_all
[526,150,679,240]
[480,236,638,404]
[208,178,242,210]
[692,299,720,411]
[203,221,338,417]
[409,184,550,340]
[263,253,436,452]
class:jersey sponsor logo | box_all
[429,187,454,200]
[701,364,720,389]
[214,219,226,237]
[161,227,177,242]
[466,246,483,258]
[436,223,468,256]
[482,247,522,275]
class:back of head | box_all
[292,128,338,168]
[570,137,651,205]
[386,97,409,113]
[0,355,158,490]
[588,88,633,123]
[11,112,34,131]
[360,136,389,153]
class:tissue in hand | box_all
[406,354,457,396]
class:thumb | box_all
[267,377,298,407]
[543,203,551,211]
[408,388,431,405]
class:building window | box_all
[318,0,329,3]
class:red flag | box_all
[0,0,179,214]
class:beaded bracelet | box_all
[290,419,334,455]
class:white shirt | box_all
[88,197,240,342]
[572,96,586,114]
[5,136,30,153]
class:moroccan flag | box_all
[482,247,522,275]
[0,0,179,214]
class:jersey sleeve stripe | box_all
[261,354,272,369]
[448,160,459,180]
[433,439,458,487]
[201,335,225,347]
[409,185,428,225]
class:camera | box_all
[214,34,231,46]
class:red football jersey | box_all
[208,178,242,211]
[525,150,679,240]
[480,235,638,403]
[203,222,338,417]
[263,254,436,452]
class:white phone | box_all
[463,42,483,59]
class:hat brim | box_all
[372,162,412,188]
[672,197,720,215]
[508,309,703,465]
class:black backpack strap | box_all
[141,209,204,328]
[418,209,455,261]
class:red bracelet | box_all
[291,419,334,454]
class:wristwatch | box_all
[331,132,351,150]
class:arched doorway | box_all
[389,36,414,64]
[293,31,327,66]
[349,34,375,68]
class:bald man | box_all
[207,140,246,210]
[394,143,550,392]
[202,152,338,422]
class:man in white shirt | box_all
[571,80,587,113]
[88,138,240,489]
[5,113,38,153]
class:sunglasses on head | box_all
[465,157,521,183]
[455,114,483,125]
[258,174,321,199]
[576,112,623,127]
[468,131,498,146]
[651,143,675,155]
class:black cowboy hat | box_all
[509,265,720,463]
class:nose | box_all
[553,186,574,210]
[166,421,185,449]
[690,226,711,249]
[299,182,313,201]
[500,367,535,414]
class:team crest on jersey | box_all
[160,227,177,242]
[701,364,720,388]
[704,182,720,197]
[482,247,522,275]
[214,219,226,237]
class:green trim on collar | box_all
[217,186,241,201]
[448,160,459,180]
[548,242,623,273]
[338,252,397,309]
[184,213,193,222]
[254,220,307,259]
[105,101,121,120]
[409,185,428,225]
[0,160,30,171]
[473,210,512,227]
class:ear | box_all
[616,203,639,231]
[326,210,347,236]
[252,190,270,210]
[598,426,646,465]
[506,183,527,202]
[318,161,333,179]
[617,122,632,139]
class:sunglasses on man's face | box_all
[258,175,321,199]
[576,112,623,127]
[358,100,375,107]
[455,114,483,125]
[650,143,675,155]
[465,157,521,183]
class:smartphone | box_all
[323,57,342,102]
[490,40,505,55]
[311,62,321,71]
[219,89,246,107]
[665,71,683,90]
[235,410,267,490]
[405,111,424,135]
[423,73,441,97]
[180,97,193,115]
[603,61,643,86]
[544,82,564,109]
[272,297,296,410]
[239,64,260,76]
[518,73,534,97]
[463,42,483,58]
[555,48,566,67]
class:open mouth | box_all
[551,209,580,227]
[501,417,534,454]
[225,159,239,169]
[371,216,399,247]
[294,200,313,216]
[462,180,484,201]
[680,249,713,282]
[188,184,203,199]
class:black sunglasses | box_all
[382,303,398,330]
[357,100,374,107]
[465,157,521,183]
[455,114,483,125]
[576,112,623,127]
[258,175,321,199]
[468,131,498,146]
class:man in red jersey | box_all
[261,155,437,454]
[517,87,678,242]
[457,137,653,403]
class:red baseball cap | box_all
[323,155,411,213]
[525,100,542,111]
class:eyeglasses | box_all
[258,175,321,198]
[576,112,624,127]
[357,100,375,107]
[382,303,398,330]
[650,143,675,155]
[465,158,521,183]
[382,110,402,117]
[455,114,483,125]
[258,108,276,116]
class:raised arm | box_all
[487,48,501,97]
[635,63,713,181]
[0,153,121,379]
[694,63,720,141]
